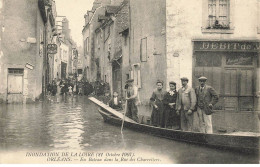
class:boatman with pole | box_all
[125,79,139,122]
[195,76,219,134]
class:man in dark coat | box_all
[195,76,219,134]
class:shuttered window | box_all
[140,37,147,62]
[131,64,141,89]
[208,0,229,28]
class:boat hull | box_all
[98,108,260,154]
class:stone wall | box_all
[0,0,45,103]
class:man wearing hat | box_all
[125,79,139,122]
[195,76,219,134]
[176,77,197,131]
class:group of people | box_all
[151,76,219,134]
[109,77,219,134]
[47,78,110,97]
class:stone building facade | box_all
[166,0,260,132]
[0,0,56,103]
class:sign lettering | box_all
[195,41,260,52]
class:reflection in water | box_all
[0,95,259,163]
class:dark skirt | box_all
[151,101,164,127]
[164,108,180,128]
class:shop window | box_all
[196,52,222,67]
[207,0,230,29]
[226,53,253,66]
[140,37,147,62]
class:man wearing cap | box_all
[195,76,219,134]
[176,77,197,131]
[125,79,139,122]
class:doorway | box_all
[7,68,24,103]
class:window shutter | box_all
[208,0,216,27]
[219,0,228,25]
[138,70,141,88]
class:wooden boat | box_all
[89,97,260,154]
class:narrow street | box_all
[0,96,258,164]
[0,0,260,164]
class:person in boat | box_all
[150,80,167,127]
[125,79,139,122]
[108,91,123,111]
[176,77,197,131]
[195,76,219,134]
[163,81,180,129]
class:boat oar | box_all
[121,99,128,134]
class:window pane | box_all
[208,0,230,27]
[196,52,221,67]
[196,54,211,66]
[240,97,254,111]
[226,53,253,65]
[208,0,216,27]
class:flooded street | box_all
[0,96,259,164]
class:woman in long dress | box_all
[163,81,180,129]
[150,80,166,127]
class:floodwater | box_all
[0,96,259,164]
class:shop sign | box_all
[194,41,260,52]
[47,44,57,54]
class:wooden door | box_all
[224,68,254,111]
[7,74,23,103]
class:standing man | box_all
[195,76,219,134]
[176,77,197,131]
[125,79,139,122]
